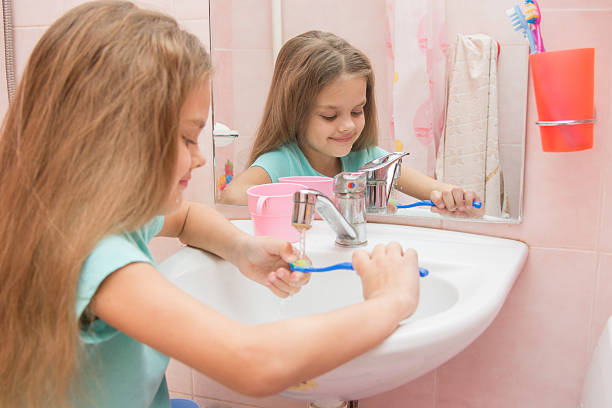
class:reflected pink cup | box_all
[278,176,334,198]
[278,176,334,220]
[246,182,307,242]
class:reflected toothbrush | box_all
[394,199,482,209]
[290,261,429,277]
[506,5,537,54]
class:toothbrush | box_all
[290,261,429,277]
[523,0,545,52]
[394,199,482,209]
[506,5,537,54]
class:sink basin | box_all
[160,220,527,402]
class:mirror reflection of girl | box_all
[222,31,483,217]
[0,3,421,407]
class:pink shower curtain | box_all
[385,0,446,177]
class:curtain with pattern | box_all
[385,0,446,178]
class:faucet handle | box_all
[358,152,409,181]
[333,172,367,195]
[358,152,409,212]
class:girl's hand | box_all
[352,243,420,319]
[230,235,310,298]
[430,188,484,218]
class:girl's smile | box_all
[178,175,191,188]
[329,135,356,143]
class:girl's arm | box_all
[219,166,271,205]
[395,165,454,201]
[91,243,419,397]
[395,165,483,217]
[159,200,253,262]
[159,201,307,297]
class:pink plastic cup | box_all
[246,182,307,242]
[278,176,334,198]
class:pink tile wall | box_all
[361,2,612,408]
[5,1,612,407]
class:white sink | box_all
[160,220,527,402]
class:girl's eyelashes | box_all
[182,136,197,146]
[320,111,363,121]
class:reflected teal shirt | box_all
[251,141,389,182]
[74,216,169,408]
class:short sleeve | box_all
[76,216,164,343]
[143,215,165,242]
[251,149,290,183]
[372,146,390,159]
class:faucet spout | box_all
[293,171,367,247]
[292,189,357,241]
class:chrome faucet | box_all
[358,152,409,214]
[292,172,367,247]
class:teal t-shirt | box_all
[251,141,389,182]
[74,216,169,408]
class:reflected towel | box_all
[436,34,509,217]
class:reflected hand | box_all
[430,188,485,218]
[231,235,311,298]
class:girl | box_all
[222,31,483,217]
[0,2,420,407]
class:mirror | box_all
[209,0,527,223]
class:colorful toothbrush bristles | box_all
[523,1,539,23]
[523,0,545,52]
[506,5,537,54]
[292,258,311,267]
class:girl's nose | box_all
[192,148,206,169]
[339,118,356,133]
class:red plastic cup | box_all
[530,48,595,152]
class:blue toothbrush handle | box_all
[289,262,353,273]
[290,262,429,277]
[397,200,482,209]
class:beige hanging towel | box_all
[436,34,509,217]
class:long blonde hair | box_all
[0,2,211,406]
[248,30,378,165]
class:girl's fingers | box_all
[289,270,310,285]
[274,268,307,287]
[371,244,387,259]
[265,279,289,298]
[430,190,444,209]
[403,247,418,261]
[435,208,469,217]
[352,249,370,273]
[441,190,456,211]
[464,190,476,207]
[384,241,404,258]
[280,242,298,263]
[267,269,303,295]
[451,188,466,210]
